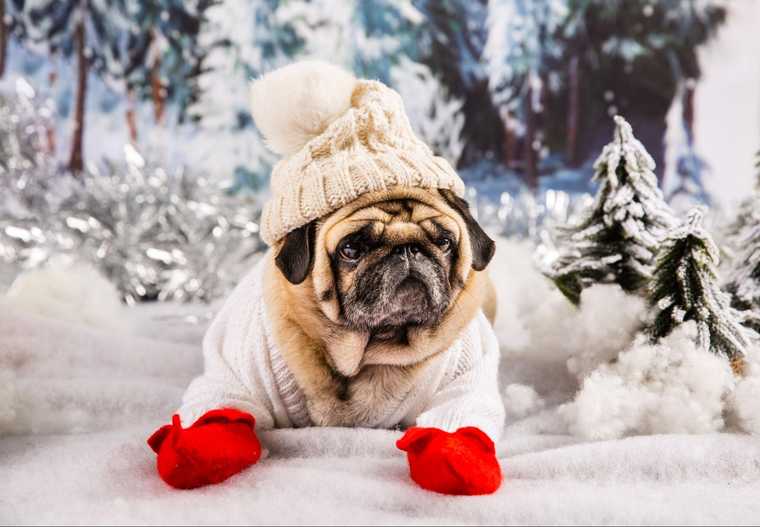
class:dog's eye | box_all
[435,237,453,252]
[339,242,361,261]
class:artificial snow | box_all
[731,359,760,435]
[2,258,127,331]
[494,239,647,381]
[560,324,736,440]
[502,383,545,419]
[2,236,760,524]
[0,368,15,432]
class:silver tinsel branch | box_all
[0,80,265,304]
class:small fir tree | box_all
[725,235,760,335]
[548,115,677,305]
[724,163,760,335]
[722,149,760,251]
[650,208,750,366]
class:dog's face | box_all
[329,198,459,340]
[274,188,494,350]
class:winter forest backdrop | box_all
[2,0,758,199]
[1,0,760,303]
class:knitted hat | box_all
[250,61,466,246]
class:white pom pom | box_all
[250,60,357,156]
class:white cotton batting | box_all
[2,257,126,330]
[489,239,553,351]
[561,323,736,440]
[503,383,546,419]
[512,281,645,376]
[564,284,649,380]
[490,238,646,373]
[730,351,760,435]
[0,369,16,435]
[733,376,760,434]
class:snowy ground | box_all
[2,239,760,525]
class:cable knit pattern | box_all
[177,259,505,442]
[254,64,466,245]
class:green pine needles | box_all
[548,116,677,305]
[650,208,749,362]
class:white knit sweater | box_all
[178,259,505,441]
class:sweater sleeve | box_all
[413,312,505,442]
[177,260,276,430]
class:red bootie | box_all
[147,408,261,489]
[396,426,502,495]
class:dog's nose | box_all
[392,244,422,258]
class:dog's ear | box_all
[439,189,495,271]
[275,221,317,284]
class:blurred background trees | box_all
[0,0,733,194]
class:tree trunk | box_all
[150,47,165,124]
[46,68,58,154]
[151,63,165,124]
[126,87,138,143]
[0,0,7,78]
[566,55,580,167]
[68,19,87,174]
[682,83,695,145]
[502,111,518,168]
[523,85,538,190]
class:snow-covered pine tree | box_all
[481,0,726,182]
[724,151,760,334]
[724,223,760,335]
[548,115,677,305]
[277,0,419,84]
[391,58,465,167]
[484,0,569,187]
[188,0,300,190]
[414,0,503,167]
[191,0,421,190]
[649,208,750,369]
[726,149,760,230]
[123,0,214,126]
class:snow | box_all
[733,376,760,435]
[2,236,760,523]
[502,383,545,419]
[0,368,15,430]
[492,241,648,382]
[561,324,736,440]
[1,257,126,331]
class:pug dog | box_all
[148,61,505,496]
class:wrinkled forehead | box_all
[323,198,463,252]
